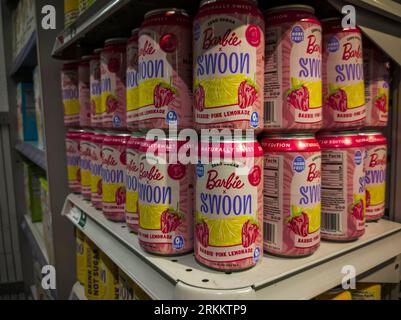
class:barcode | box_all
[322,212,340,232]
[264,101,275,123]
[263,222,276,244]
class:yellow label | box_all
[76,229,86,286]
[103,182,124,203]
[195,74,251,109]
[91,174,101,194]
[119,272,135,300]
[291,78,322,108]
[64,99,80,116]
[126,191,139,213]
[352,284,381,300]
[329,81,365,109]
[366,184,385,206]
[316,290,352,300]
[377,87,389,112]
[127,87,139,112]
[81,169,91,189]
[99,253,119,300]
[138,79,165,108]
[68,165,79,182]
[139,203,168,230]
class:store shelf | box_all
[70,282,87,301]
[63,193,401,300]
[21,215,48,266]
[9,31,37,76]
[15,141,46,170]
[30,285,38,301]
[51,0,194,59]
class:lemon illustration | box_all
[126,191,139,213]
[291,204,321,234]
[139,203,168,229]
[291,78,322,108]
[202,215,251,246]
[195,75,249,108]
[366,184,385,205]
[138,79,163,107]
[329,82,365,108]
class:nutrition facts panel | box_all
[321,151,346,233]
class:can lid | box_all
[144,8,189,19]
[131,28,140,35]
[81,55,93,61]
[62,60,80,69]
[265,4,314,14]
[317,130,361,137]
[200,0,257,8]
[104,38,128,46]
[93,48,103,54]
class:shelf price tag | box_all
[78,212,87,228]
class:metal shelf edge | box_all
[21,215,49,266]
[9,31,37,76]
[63,194,401,299]
[15,141,46,170]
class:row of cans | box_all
[61,2,390,132]
[76,229,151,300]
[66,128,387,271]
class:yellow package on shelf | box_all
[315,288,352,300]
[75,228,86,287]
[351,284,382,300]
[64,0,79,28]
[85,237,101,300]
[99,252,120,300]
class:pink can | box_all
[362,131,387,222]
[195,135,263,271]
[193,0,265,130]
[80,130,94,200]
[65,129,83,194]
[102,133,129,222]
[261,134,321,257]
[364,39,390,127]
[126,29,140,131]
[264,5,322,131]
[100,38,127,130]
[79,56,92,128]
[90,131,105,210]
[125,132,144,233]
[90,49,102,128]
[138,9,192,130]
[138,137,193,256]
[322,18,366,129]
[318,131,366,241]
[61,62,80,127]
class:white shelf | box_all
[21,215,49,265]
[62,194,401,300]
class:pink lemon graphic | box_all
[245,25,261,47]
[168,163,186,180]
[160,33,178,53]
[248,165,261,186]
[120,151,127,166]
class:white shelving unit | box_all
[70,282,86,301]
[15,141,46,170]
[63,194,401,300]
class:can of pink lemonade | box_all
[102,132,129,222]
[90,49,102,128]
[126,29,140,131]
[138,9,192,130]
[80,130,94,200]
[322,18,366,129]
[90,130,105,210]
[264,5,322,131]
[100,38,127,130]
[361,131,387,222]
[125,132,144,233]
[138,136,193,256]
[318,131,366,241]
[61,61,80,127]
[66,129,83,194]
[79,56,92,128]
[261,134,321,257]
[363,38,391,127]
[193,0,265,131]
[195,134,263,271]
